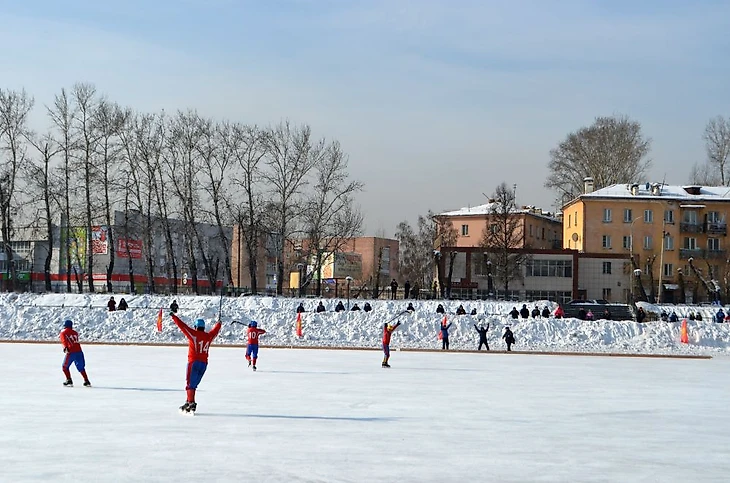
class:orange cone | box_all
[296,312,303,337]
[680,319,689,344]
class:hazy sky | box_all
[1,0,729,237]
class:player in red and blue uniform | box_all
[171,314,221,413]
[245,321,266,371]
[60,319,91,387]
[381,321,401,368]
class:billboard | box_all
[91,226,108,255]
[117,238,143,259]
[320,252,362,280]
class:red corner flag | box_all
[156,308,163,333]
[296,312,303,337]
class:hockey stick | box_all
[217,288,224,322]
[385,310,410,325]
[230,320,247,326]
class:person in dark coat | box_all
[170,299,179,314]
[411,283,419,300]
[107,296,116,312]
[351,303,361,311]
[509,307,519,319]
[502,327,515,351]
[404,280,411,299]
[316,301,326,313]
[335,301,345,312]
[406,302,415,312]
[578,307,587,320]
[470,308,477,315]
[436,303,445,314]
[602,308,611,321]
[541,306,550,318]
[455,304,466,315]
[440,321,452,350]
[689,312,696,321]
[474,323,490,351]
[390,279,398,300]
[531,306,540,318]
[715,309,725,323]
[363,302,372,312]
[519,304,529,319]
[695,312,703,321]
[636,307,646,323]
[296,302,306,313]
[669,311,678,322]
[117,298,128,311]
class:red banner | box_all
[117,239,143,259]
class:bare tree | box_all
[300,140,363,296]
[546,115,652,199]
[262,121,322,295]
[702,116,730,186]
[0,88,34,291]
[689,160,722,185]
[396,212,443,295]
[433,216,458,298]
[480,182,529,294]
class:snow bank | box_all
[1,293,729,356]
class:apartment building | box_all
[563,179,730,303]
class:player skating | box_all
[245,321,266,371]
[60,319,92,387]
[171,314,221,414]
[381,321,401,368]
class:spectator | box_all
[470,308,477,316]
[716,309,725,323]
[411,283,420,300]
[636,307,646,323]
[541,306,550,318]
[440,321,452,350]
[578,308,587,320]
[519,304,529,319]
[406,302,415,313]
[474,323,490,351]
[351,303,361,311]
[502,326,515,351]
[316,301,326,313]
[117,298,128,311]
[107,296,116,312]
[432,279,439,299]
[661,310,669,322]
[689,312,695,321]
[455,304,466,315]
[725,313,730,323]
[390,279,398,300]
[586,309,594,321]
[404,280,411,299]
[363,302,372,312]
[436,303,446,314]
[554,305,564,319]
[669,311,678,323]
[335,301,345,312]
[509,307,519,319]
[170,299,179,314]
[602,308,611,321]
[296,302,306,313]
[695,312,703,321]
[531,306,540,318]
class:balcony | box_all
[705,249,727,259]
[705,222,727,236]
[680,222,703,233]
[679,248,703,260]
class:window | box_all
[525,259,573,277]
[490,224,498,234]
[568,214,571,228]
[644,210,653,223]
[602,262,612,274]
[602,235,612,249]
[708,238,720,251]
[624,208,633,223]
[575,211,578,224]
[665,236,674,250]
[643,236,652,250]
[684,237,697,250]
[461,225,469,236]
[603,208,612,222]
[663,263,673,278]
[708,211,721,223]
[602,288,612,302]
[541,227,545,239]
[664,210,674,223]
[683,211,698,224]
[623,236,632,250]
[529,224,533,237]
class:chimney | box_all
[651,183,661,196]
[630,183,639,196]
[583,177,594,194]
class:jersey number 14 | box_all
[197,340,211,354]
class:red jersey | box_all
[382,322,400,345]
[247,327,266,345]
[60,327,82,353]
[172,314,221,363]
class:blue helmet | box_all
[250,320,257,328]
[195,318,205,329]
[63,319,73,328]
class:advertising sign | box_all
[117,238,143,259]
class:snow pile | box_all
[1,293,729,355]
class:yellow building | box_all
[564,179,730,303]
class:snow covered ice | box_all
[2,293,730,481]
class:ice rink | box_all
[2,343,729,482]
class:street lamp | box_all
[486,257,494,299]
[657,221,668,303]
[345,276,353,309]
[633,269,642,302]
[433,250,442,299]
[297,263,304,297]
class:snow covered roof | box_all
[438,203,559,222]
[578,183,730,202]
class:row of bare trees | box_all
[0,83,363,295]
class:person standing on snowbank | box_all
[60,319,91,387]
[171,314,221,413]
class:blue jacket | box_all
[716,310,725,323]
[440,323,452,339]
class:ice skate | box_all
[63,379,73,387]
[188,402,197,413]
[252,365,257,371]
[382,362,391,368]
[83,380,92,387]
[248,360,251,367]
[179,402,190,413]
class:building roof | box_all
[576,183,730,203]
[437,203,560,223]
